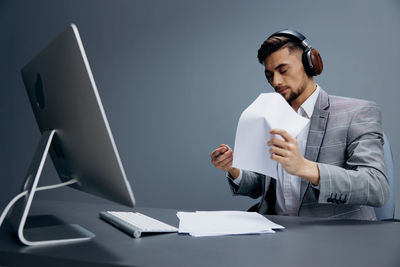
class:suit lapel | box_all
[299,89,330,202]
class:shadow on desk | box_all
[0,215,124,267]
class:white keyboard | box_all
[100,211,178,238]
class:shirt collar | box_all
[298,85,320,118]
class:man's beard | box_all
[286,90,300,104]
[285,86,305,105]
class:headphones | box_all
[268,29,323,76]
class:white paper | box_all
[232,93,309,179]
[177,210,284,237]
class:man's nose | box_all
[270,73,283,87]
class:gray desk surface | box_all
[1,200,400,267]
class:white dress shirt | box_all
[231,86,321,215]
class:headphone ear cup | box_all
[302,48,323,76]
[309,48,323,76]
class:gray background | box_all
[1,0,400,216]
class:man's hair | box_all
[257,35,304,65]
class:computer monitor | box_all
[5,24,135,246]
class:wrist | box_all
[299,159,320,185]
[227,167,240,179]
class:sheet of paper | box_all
[232,93,309,179]
[177,210,284,237]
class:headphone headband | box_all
[268,29,311,50]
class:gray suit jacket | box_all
[229,89,389,220]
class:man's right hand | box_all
[210,144,240,179]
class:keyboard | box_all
[99,211,178,238]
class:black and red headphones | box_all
[268,29,323,76]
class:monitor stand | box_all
[5,129,95,246]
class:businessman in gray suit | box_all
[210,30,389,220]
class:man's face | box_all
[264,47,309,103]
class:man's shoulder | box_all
[326,94,378,112]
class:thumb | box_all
[220,144,231,151]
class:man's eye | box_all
[280,69,287,74]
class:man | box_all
[210,30,389,220]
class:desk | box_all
[1,200,400,267]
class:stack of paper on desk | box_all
[176,211,284,237]
[232,93,309,179]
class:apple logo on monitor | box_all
[34,73,45,109]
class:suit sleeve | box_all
[227,170,269,199]
[317,102,389,207]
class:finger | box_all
[215,146,231,159]
[210,146,229,158]
[212,150,233,165]
[267,137,287,149]
[220,160,233,170]
[220,144,232,151]
[220,145,230,154]
[218,156,233,169]
[214,157,232,171]
[269,146,287,157]
[217,144,231,157]
[270,153,285,164]
[270,128,295,142]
